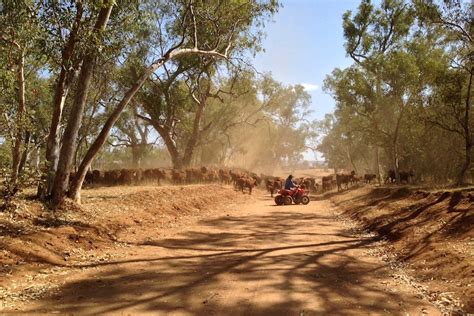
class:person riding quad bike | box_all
[275,174,310,205]
[285,174,297,190]
[285,174,301,197]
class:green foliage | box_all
[320,0,473,183]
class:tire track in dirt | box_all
[6,191,441,315]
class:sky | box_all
[251,0,363,122]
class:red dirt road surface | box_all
[2,188,443,315]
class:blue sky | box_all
[252,0,363,121]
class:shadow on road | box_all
[23,209,428,315]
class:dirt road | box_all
[14,192,440,315]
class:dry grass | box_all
[330,186,474,312]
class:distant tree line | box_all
[318,0,473,185]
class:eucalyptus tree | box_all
[39,0,91,196]
[65,0,279,205]
[414,0,473,185]
[135,57,215,169]
[0,0,44,184]
[341,0,417,183]
[49,0,115,207]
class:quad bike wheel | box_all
[293,196,301,204]
[284,196,293,205]
[301,195,310,205]
[274,195,284,206]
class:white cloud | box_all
[300,83,319,91]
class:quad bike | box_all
[274,186,310,205]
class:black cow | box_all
[386,170,414,184]
[364,174,377,184]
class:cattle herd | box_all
[74,167,413,196]
[73,167,322,196]
[74,167,264,194]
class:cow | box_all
[230,170,244,189]
[266,177,283,197]
[386,170,414,184]
[206,169,218,182]
[185,168,197,184]
[171,169,185,184]
[301,177,316,193]
[120,169,134,185]
[348,170,357,185]
[364,174,377,184]
[143,168,166,185]
[322,175,333,192]
[83,170,94,185]
[351,175,362,185]
[336,173,351,192]
[218,169,232,184]
[250,173,262,187]
[236,176,257,195]
[92,170,103,185]
[104,169,121,185]
[400,171,414,183]
[143,169,154,183]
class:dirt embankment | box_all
[329,186,473,312]
[1,185,248,285]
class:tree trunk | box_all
[131,145,140,168]
[35,143,41,170]
[375,146,382,185]
[346,142,357,174]
[392,142,400,184]
[182,98,206,167]
[392,102,406,184]
[18,131,31,174]
[11,51,26,185]
[45,69,77,195]
[51,4,113,208]
[458,142,473,185]
[155,125,183,169]
[45,3,83,196]
[457,68,473,185]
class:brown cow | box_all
[250,173,262,187]
[92,170,103,184]
[84,170,93,185]
[143,169,154,182]
[236,176,257,195]
[230,170,244,189]
[120,169,134,185]
[218,169,232,184]
[322,175,333,192]
[171,169,185,184]
[185,168,197,184]
[266,177,283,197]
[300,177,314,192]
[142,168,166,185]
[104,169,121,185]
[206,169,218,182]
[155,168,168,184]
